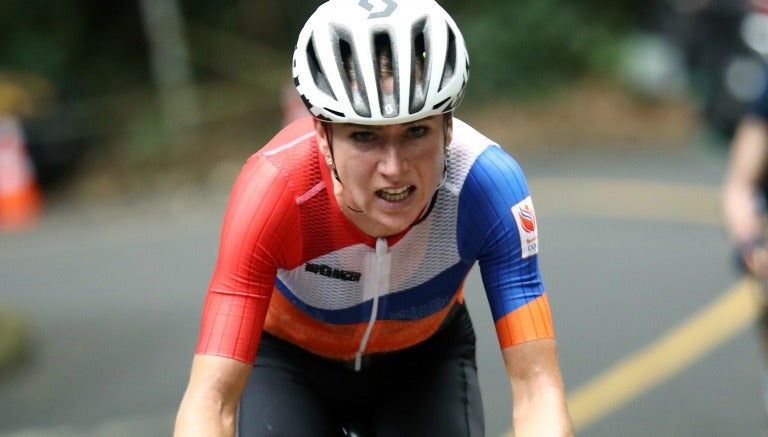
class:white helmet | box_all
[292,0,469,125]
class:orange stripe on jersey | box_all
[364,297,460,352]
[264,288,463,361]
[264,290,362,358]
[456,281,465,305]
[494,293,554,349]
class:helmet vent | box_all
[373,32,398,118]
[409,20,428,114]
[432,96,450,111]
[306,38,336,101]
[336,30,371,118]
[438,25,457,92]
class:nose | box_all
[377,143,407,176]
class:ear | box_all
[313,118,331,156]
[444,114,454,147]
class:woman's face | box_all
[316,115,451,237]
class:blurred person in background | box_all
[721,64,768,421]
[174,0,572,436]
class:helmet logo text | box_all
[358,0,398,19]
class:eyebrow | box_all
[346,117,437,130]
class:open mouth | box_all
[376,186,415,202]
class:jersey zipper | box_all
[355,237,390,371]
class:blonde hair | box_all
[342,33,425,98]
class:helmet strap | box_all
[413,114,450,227]
[323,122,343,184]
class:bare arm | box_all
[174,355,252,437]
[503,338,573,437]
[722,116,768,276]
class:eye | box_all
[406,125,428,138]
[350,130,375,143]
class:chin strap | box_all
[412,117,450,227]
[323,123,343,183]
[411,186,440,227]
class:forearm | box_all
[722,182,763,244]
[722,116,768,244]
[174,355,252,437]
[503,340,573,437]
[722,170,768,278]
[512,384,573,437]
[174,392,237,437]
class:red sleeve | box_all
[195,154,301,363]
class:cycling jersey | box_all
[749,68,768,199]
[751,67,768,120]
[196,116,554,368]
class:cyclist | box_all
[721,65,768,419]
[174,1,573,435]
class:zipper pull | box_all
[356,237,390,370]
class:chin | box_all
[375,215,417,236]
[368,195,430,234]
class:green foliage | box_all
[0,0,642,104]
[0,2,82,79]
[454,0,632,103]
[0,0,150,97]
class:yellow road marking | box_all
[566,277,760,431]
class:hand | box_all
[743,243,768,279]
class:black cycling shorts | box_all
[236,303,485,437]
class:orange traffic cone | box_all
[0,117,42,231]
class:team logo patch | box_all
[511,196,538,258]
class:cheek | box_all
[426,149,446,177]
[433,159,445,183]
[338,154,375,185]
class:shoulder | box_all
[448,118,527,189]
[229,117,320,209]
[258,116,317,158]
[241,117,319,182]
[451,118,497,151]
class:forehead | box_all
[337,115,441,130]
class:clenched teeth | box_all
[377,186,414,202]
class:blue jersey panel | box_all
[751,68,768,120]
[456,145,545,322]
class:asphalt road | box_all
[0,141,763,436]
